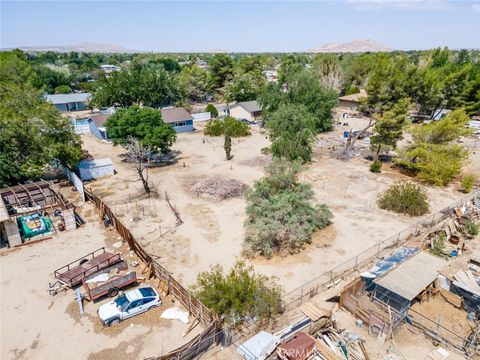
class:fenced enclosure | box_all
[281,190,480,311]
[84,189,220,359]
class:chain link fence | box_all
[281,190,480,311]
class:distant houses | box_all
[338,89,367,111]
[46,93,91,112]
[160,107,194,133]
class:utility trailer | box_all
[50,247,127,294]
[82,271,137,301]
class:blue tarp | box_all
[361,247,419,291]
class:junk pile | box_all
[17,213,53,238]
[191,176,247,201]
[427,199,480,258]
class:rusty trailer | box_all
[54,247,126,288]
[82,271,137,301]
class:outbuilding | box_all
[338,89,367,111]
[78,158,114,181]
[228,100,262,122]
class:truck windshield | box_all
[114,294,130,312]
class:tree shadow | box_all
[119,150,181,168]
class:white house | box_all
[228,101,262,122]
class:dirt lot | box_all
[79,115,480,294]
[0,202,203,360]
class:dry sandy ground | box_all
[80,118,480,295]
[0,201,202,360]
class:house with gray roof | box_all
[46,93,91,112]
[160,107,194,133]
[227,100,262,122]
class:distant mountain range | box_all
[3,39,392,53]
[309,39,392,53]
[2,42,135,53]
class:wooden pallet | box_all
[298,301,330,321]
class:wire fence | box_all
[281,190,480,311]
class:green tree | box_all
[370,98,411,161]
[178,65,211,102]
[205,103,218,118]
[93,67,182,108]
[0,82,81,186]
[259,70,338,132]
[55,85,73,94]
[191,261,281,328]
[225,73,265,102]
[245,159,333,258]
[105,106,176,153]
[204,116,250,137]
[210,54,234,88]
[266,104,316,163]
[396,109,471,186]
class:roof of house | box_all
[45,93,91,105]
[160,107,192,124]
[339,89,367,103]
[231,100,261,114]
[374,251,446,301]
[90,114,110,127]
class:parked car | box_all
[97,286,161,326]
[239,118,256,125]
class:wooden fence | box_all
[84,189,220,359]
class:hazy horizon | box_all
[1,0,480,52]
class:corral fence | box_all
[281,190,480,311]
[84,189,221,359]
[408,308,473,353]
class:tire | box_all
[148,305,159,311]
[79,259,88,266]
[106,318,120,327]
[108,288,119,298]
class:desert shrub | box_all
[203,116,250,137]
[370,160,382,173]
[244,159,333,258]
[205,103,218,118]
[191,260,281,328]
[204,119,224,136]
[396,144,467,186]
[466,221,479,236]
[224,116,250,137]
[378,182,430,216]
[461,174,476,193]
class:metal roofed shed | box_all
[373,251,446,312]
[237,331,280,360]
[78,158,114,181]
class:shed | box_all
[373,251,446,312]
[78,158,114,181]
[338,89,367,111]
[277,332,316,360]
[237,331,280,360]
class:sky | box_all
[1,0,479,52]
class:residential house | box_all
[160,107,194,133]
[46,93,91,112]
[263,70,278,82]
[70,113,110,140]
[100,64,121,72]
[338,89,367,111]
[228,100,262,122]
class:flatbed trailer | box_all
[82,271,137,301]
[53,247,126,288]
